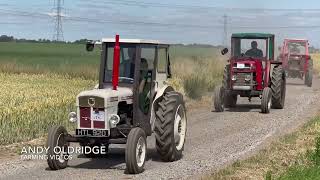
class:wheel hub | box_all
[136,137,146,167]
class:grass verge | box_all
[205,114,320,180]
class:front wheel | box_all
[261,87,272,114]
[47,125,69,170]
[125,127,147,174]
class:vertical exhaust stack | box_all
[112,34,120,90]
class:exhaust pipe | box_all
[112,34,120,90]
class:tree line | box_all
[0,35,89,44]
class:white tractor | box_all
[46,35,187,174]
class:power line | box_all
[52,0,64,41]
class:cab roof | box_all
[101,38,168,45]
[232,33,275,39]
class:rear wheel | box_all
[155,91,187,162]
[271,65,286,109]
[125,127,147,174]
[47,125,69,170]
[261,87,272,114]
[305,59,313,87]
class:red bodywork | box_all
[80,107,91,128]
[112,34,120,90]
[80,107,105,129]
[229,57,271,91]
[280,39,310,74]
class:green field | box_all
[0,42,220,79]
[0,42,100,79]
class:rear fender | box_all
[150,85,174,131]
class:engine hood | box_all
[76,87,133,108]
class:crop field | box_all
[0,73,95,145]
[0,42,220,79]
[312,54,320,76]
[0,42,224,145]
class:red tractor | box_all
[279,39,313,87]
[214,33,286,113]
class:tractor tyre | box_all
[125,127,147,174]
[47,125,69,170]
[213,85,224,112]
[271,65,286,109]
[261,87,272,114]
[305,59,313,87]
[155,91,187,162]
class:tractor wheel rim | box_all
[56,133,66,164]
[136,137,146,167]
[174,105,186,151]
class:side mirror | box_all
[86,41,95,51]
[221,48,229,55]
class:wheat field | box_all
[0,73,95,145]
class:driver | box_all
[245,41,263,58]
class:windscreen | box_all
[104,44,156,84]
[105,44,136,83]
[288,42,306,55]
[232,39,267,59]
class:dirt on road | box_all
[0,78,320,180]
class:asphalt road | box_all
[0,78,320,180]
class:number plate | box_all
[76,129,109,137]
[91,111,105,122]
[237,63,245,68]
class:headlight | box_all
[231,75,237,81]
[110,114,120,126]
[69,112,77,123]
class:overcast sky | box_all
[1,0,320,47]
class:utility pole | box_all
[52,0,64,41]
[223,14,227,46]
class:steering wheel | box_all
[119,77,134,83]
